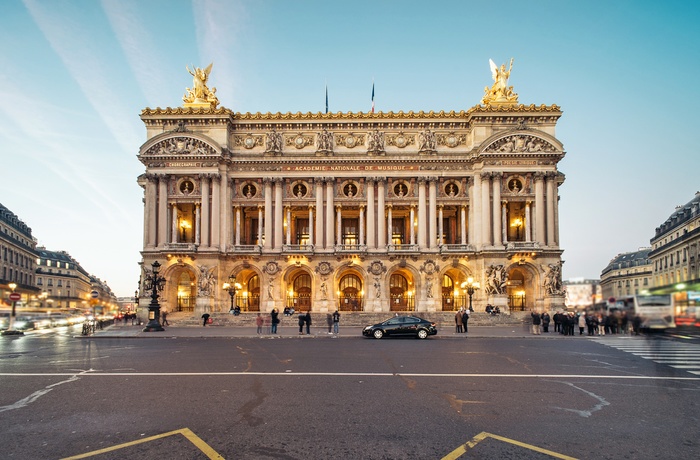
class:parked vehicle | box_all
[362,315,438,339]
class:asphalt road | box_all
[1,327,699,459]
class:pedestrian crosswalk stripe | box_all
[593,338,700,374]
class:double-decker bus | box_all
[631,294,675,330]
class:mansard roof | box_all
[653,191,700,238]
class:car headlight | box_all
[363,326,372,331]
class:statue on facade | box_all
[374,277,381,298]
[197,265,216,296]
[317,128,333,153]
[418,129,436,152]
[265,129,283,153]
[543,262,563,295]
[367,129,384,153]
[485,264,508,295]
[482,58,518,105]
[183,63,219,108]
[426,276,433,298]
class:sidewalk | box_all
[85,322,547,339]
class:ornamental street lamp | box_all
[2,282,23,336]
[142,261,166,332]
[461,277,480,312]
[222,275,242,312]
[510,217,523,240]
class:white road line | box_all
[0,372,699,380]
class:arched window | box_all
[442,274,456,311]
[290,273,312,309]
[247,274,260,311]
[389,273,411,311]
[338,274,363,311]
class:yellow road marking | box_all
[442,431,578,460]
[61,427,224,459]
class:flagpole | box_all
[371,79,375,114]
[325,83,328,114]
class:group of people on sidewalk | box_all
[251,309,341,335]
[531,309,640,336]
[454,308,472,335]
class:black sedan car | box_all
[362,315,438,339]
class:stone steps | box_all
[164,311,526,328]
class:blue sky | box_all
[1,0,698,296]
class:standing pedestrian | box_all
[161,310,169,326]
[462,309,470,336]
[326,313,333,334]
[332,310,340,334]
[298,311,306,335]
[531,311,541,335]
[540,311,550,333]
[304,311,312,335]
[553,311,562,333]
[270,308,279,334]
[578,312,586,335]
[256,313,263,334]
[455,309,463,333]
[201,313,210,327]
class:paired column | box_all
[308,205,314,247]
[211,175,220,249]
[325,179,334,249]
[157,175,169,247]
[546,172,556,246]
[480,172,491,247]
[492,173,502,246]
[263,179,273,249]
[428,178,437,248]
[315,178,324,248]
[417,179,427,249]
[366,180,376,249]
[145,175,157,249]
[377,180,386,248]
[534,172,546,245]
[200,175,210,247]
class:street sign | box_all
[90,290,99,299]
[9,292,21,301]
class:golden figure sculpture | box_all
[183,63,219,108]
[482,58,518,105]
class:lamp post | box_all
[2,282,23,336]
[461,277,480,312]
[134,289,139,314]
[510,217,523,240]
[142,261,166,332]
[222,275,241,312]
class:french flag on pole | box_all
[371,81,375,113]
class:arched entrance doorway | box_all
[389,273,414,311]
[236,272,260,311]
[441,274,466,311]
[288,273,312,311]
[507,269,527,311]
[176,271,196,312]
[338,273,363,311]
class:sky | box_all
[1,0,699,297]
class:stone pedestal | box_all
[544,294,566,313]
[489,294,510,314]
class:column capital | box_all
[533,171,546,181]
[480,171,492,180]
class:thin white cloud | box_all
[192,0,246,108]
[100,0,170,109]
[23,0,142,153]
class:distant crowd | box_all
[530,309,641,336]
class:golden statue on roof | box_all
[482,58,519,105]
[183,63,219,109]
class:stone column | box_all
[461,205,467,245]
[195,203,201,246]
[145,175,157,249]
[286,206,292,246]
[481,172,491,247]
[274,179,283,250]
[200,175,210,247]
[525,201,532,242]
[211,175,221,249]
[308,204,314,248]
[171,203,178,243]
[492,173,502,246]
[366,179,376,249]
[472,173,481,247]
[387,205,393,245]
[377,179,386,248]
[315,178,324,248]
[501,201,508,244]
[235,206,241,246]
[417,178,427,249]
[534,172,545,245]
[257,205,264,247]
[546,173,556,247]
[410,205,416,245]
[336,205,342,246]
[428,178,437,249]
[438,205,444,246]
[264,179,273,249]
[325,179,335,249]
[359,205,365,246]
[157,175,168,247]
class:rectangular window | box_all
[391,217,405,245]
[295,218,309,245]
[342,218,359,245]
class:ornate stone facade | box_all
[136,64,567,315]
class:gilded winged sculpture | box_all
[482,58,518,105]
[183,63,219,108]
